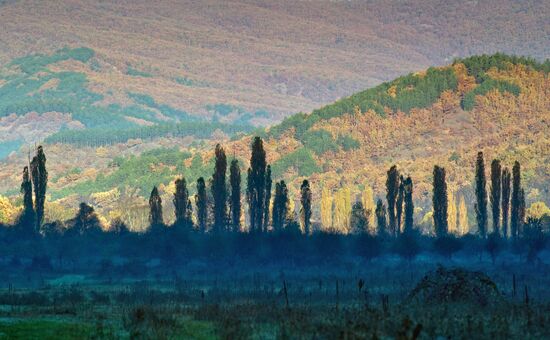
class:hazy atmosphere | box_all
[0,0,549,338]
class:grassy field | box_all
[1,256,549,339]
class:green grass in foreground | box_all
[0,320,93,340]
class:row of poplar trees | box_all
[18,146,48,234]
[148,137,313,234]
[431,151,526,238]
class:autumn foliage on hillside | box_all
[0,54,548,232]
[223,55,550,233]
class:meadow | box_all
[1,233,549,339]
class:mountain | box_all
[0,53,548,231]
[0,0,548,129]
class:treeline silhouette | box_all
[0,137,548,275]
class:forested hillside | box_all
[1,0,548,126]
[0,54,548,232]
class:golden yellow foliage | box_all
[527,201,550,220]
[387,85,397,98]
[0,196,20,224]
[361,184,376,233]
[95,146,109,157]
[90,188,120,208]
[458,195,469,235]
[333,186,351,233]
[320,186,333,230]
[45,201,75,223]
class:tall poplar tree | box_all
[247,137,267,232]
[320,186,333,230]
[386,165,400,237]
[375,199,387,236]
[30,146,47,231]
[403,176,414,233]
[432,165,448,237]
[174,177,192,228]
[475,152,488,238]
[211,144,227,233]
[196,177,208,233]
[362,185,376,231]
[149,186,163,227]
[501,167,511,238]
[511,161,521,239]
[490,159,502,235]
[272,180,289,232]
[300,180,312,235]
[229,159,241,232]
[396,176,405,234]
[19,166,35,231]
[351,200,368,234]
[263,165,272,232]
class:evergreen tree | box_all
[350,200,368,234]
[211,144,227,233]
[386,165,400,237]
[174,177,192,228]
[375,199,387,236]
[229,159,241,232]
[247,137,267,232]
[511,161,521,239]
[403,176,414,233]
[196,177,208,233]
[300,179,312,235]
[148,186,163,227]
[490,159,502,235]
[272,180,289,232]
[474,152,488,238]
[263,165,272,232]
[19,166,35,231]
[501,167,511,238]
[432,165,448,237]
[30,146,47,232]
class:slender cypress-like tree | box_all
[403,176,414,233]
[247,137,267,232]
[375,199,387,236]
[432,165,448,237]
[300,179,312,235]
[490,159,502,235]
[475,152,488,238]
[511,161,521,239]
[30,146,47,232]
[211,144,227,233]
[351,200,368,234]
[386,165,400,236]
[174,177,192,228]
[229,159,241,232]
[196,177,208,233]
[272,180,289,232]
[263,165,272,232]
[149,186,163,227]
[19,166,35,231]
[501,167,511,238]
[396,175,404,234]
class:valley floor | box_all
[0,255,549,339]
